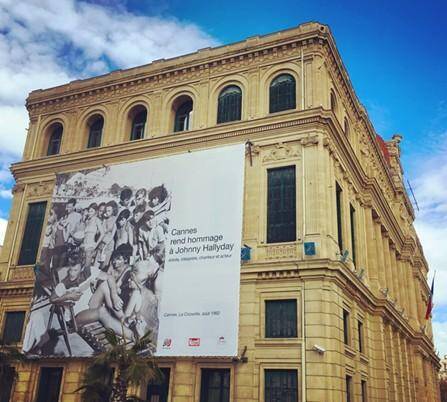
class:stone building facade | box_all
[0,22,440,401]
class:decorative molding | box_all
[8,266,35,281]
[264,244,297,260]
[262,142,301,163]
[257,269,299,280]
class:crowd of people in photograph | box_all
[26,180,171,355]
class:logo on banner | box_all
[188,337,200,347]
[162,338,172,349]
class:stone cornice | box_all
[26,22,326,114]
[241,258,438,364]
[10,108,423,258]
[0,280,34,297]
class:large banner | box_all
[23,144,244,357]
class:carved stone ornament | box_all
[262,142,301,163]
[11,183,25,194]
[300,134,319,147]
[28,181,53,198]
[265,244,297,260]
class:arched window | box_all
[46,123,63,156]
[174,98,193,132]
[87,115,104,148]
[269,74,296,113]
[330,91,337,113]
[344,118,350,136]
[217,85,242,124]
[130,108,147,141]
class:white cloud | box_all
[433,321,447,358]
[0,217,7,245]
[410,132,447,356]
[0,0,218,216]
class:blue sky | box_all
[0,0,446,354]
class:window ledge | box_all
[255,338,301,347]
[360,353,369,365]
[344,344,357,358]
[258,240,300,248]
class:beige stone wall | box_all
[0,22,440,402]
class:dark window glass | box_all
[269,74,296,113]
[130,109,147,141]
[336,183,343,252]
[174,100,193,132]
[200,369,230,402]
[2,311,26,344]
[47,125,63,156]
[270,74,296,113]
[344,118,349,136]
[343,309,350,345]
[350,204,356,265]
[35,367,63,402]
[18,202,47,266]
[346,375,352,402]
[147,368,170,402]
[265,300,297,338]
[217,85,242,124]
[358,320,364,353]
[361,379,367,402]
[265,370,298,402]
[87,117,103,148]
[0,365,15,402]
[267,166,296,243]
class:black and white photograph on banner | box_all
[23,165,171,356]
[22,144,245,358]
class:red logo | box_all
[162,338,172,348]
[188,337,200,347]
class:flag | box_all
[425,273,435,320]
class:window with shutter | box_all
[35,367,63,402]
[346,375,353,402]
[350,204,356,265]
[336,183,343,251]
[130,109,147,141]
[47,124,63,156]
[2,311,26,344]
[343,309,350,345]
[147,368,170,402]
[174,100,193,132]
[18,202,47,266]
[200,369,230,402]
[0,365,15,402]
[267,166,296,243]
[217,85,242,124]
[269,74,296,113]
[265,299,297,338]
[265,369,298,402]
[87,116,104,148]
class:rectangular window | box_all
[35,367,63,402]
[358,320,364,353]
[147,368,170,402]
[267,166,296,243]
[200,369,230,402]
[361,380,368,402]
[336,183,343,251]
[0,365,15,402]
[346,375,352,402]
[2,311,26,344]
[265,299,297,338]
[343,309,350,345]
[350,204,356,265]
[18,202,47,266]
[265,369,298,402]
